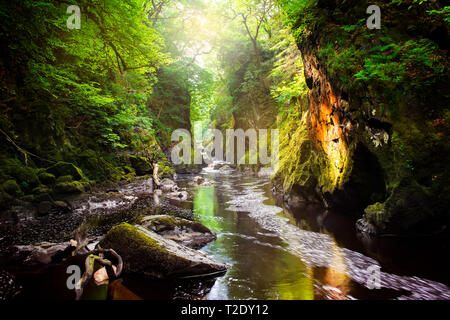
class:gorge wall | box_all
[274,0,449,236]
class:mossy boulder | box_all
[56,175,73,183]
[2,180,22,196]
[53,181,84,194]
[363,177,439,234]
[99,223,226,279]
[1,158,39,192]
[138,215,216,249]
[129,156,153,176]
[38,172,56,185]
[46,162,84,181]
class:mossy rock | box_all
[138,215,216,249]
[53,181,84,194]
[99,223,226,279]
[123,166,135,175]
[158,164,175,179]
[2,179,22,196]
[129,156,153,176]
[1,159,39,192]
[38,172,56,185]
[46,162,85,181]
[363,177,436,234]
[32,185,52,195]
[56,175,73,183]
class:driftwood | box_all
[75,248,123,300]
[152,162,160,189]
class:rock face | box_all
[99,223,226,279]
[273,1,450,235]
[129,156,153,176]
[138,215,216,249]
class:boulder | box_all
[46,162,84,181]
[38,172,56,185]
[193,176,205,185]
[166,191,188,201]
[160,178,177,192]
[53,181,84,194]
[11,241,74,266]
[2,180,21,196]
[99,223,226,279]
[138,215,216,249]
[218,165,232,172]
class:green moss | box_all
[53,181,84,194]
[46,161,85,181]
[32,185,52,195]
[0,158,39,192]
[101,223,164,252]
[158,163,174,179]
[129,156,153,176]
[38,172,56,185]
[56,175,73,183]
[2,179,22,196]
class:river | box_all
[7,165,450,300]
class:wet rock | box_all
[192,176,214,186]
[160,178,177,192]
[166,190,188,201]
[0,270,21,300]
[356,218,378,236]
[218,165,232,172]
[10,241,75,266]
[258,167,274,178]
[193,176,205,185]
[173,164,203,174]
[99,223,227,279]
[138,215,216,249]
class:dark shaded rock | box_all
[99,223,226,279]
[38,172,56,185]
[160,178,177,192]
[53,181,84,194]
[129,156,153,176]
[10,241,74,266]
[46,162,84,181]
[2,180,21,196]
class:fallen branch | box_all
[74,248,123,300]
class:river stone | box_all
[11,241,74,266]
[166,191,188,201]
[99,223,227,279]
[138,215,216,249]
[160,178,176,192]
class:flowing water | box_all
[170,166,450,300]
[7,165,450,300]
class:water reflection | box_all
[186,169,450,300]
